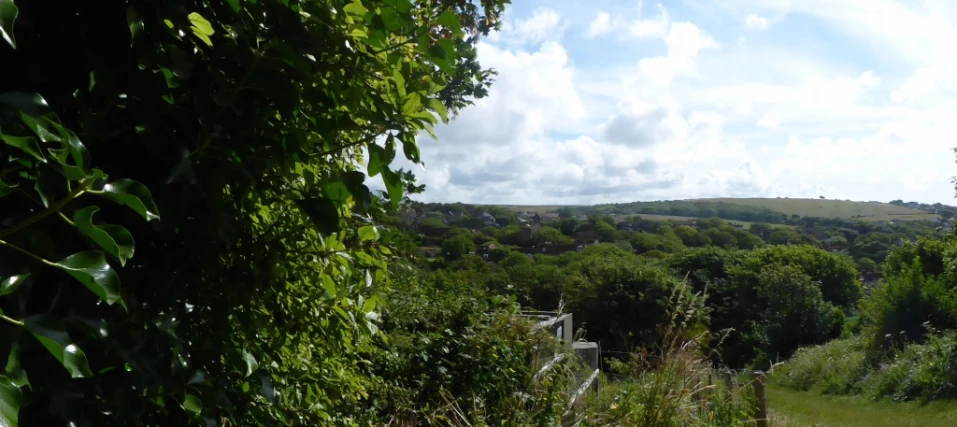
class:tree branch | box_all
[0,183,89,239]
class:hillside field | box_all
[498,198,939,222]
[697,198,938,222]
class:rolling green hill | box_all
[696,198,938,221]
[500,198,940,223]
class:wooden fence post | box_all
[753,371,768,427]
[723,370,733,402]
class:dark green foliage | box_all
[674,225,711,247]
[731,245,861,312]
[0,0,513,424]
[441,228,476,260]
[750,265,844,363]
[367,267,567,424]
[861,255,957,354]
[562,251,703,352]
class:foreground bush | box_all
[0,0,511,424]
[867,331,957,402]
[774,337,869,395]
[578,284,756,427]
[775,332,957,403]
[364,267,572,425]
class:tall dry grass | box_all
[576,281,757,427]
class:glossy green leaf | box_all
[188,12,214,35]
[401,93,421,116]
[34,163,66,208]
[188,12,214,46]
[361,295,377,312]
[47,118,90,172]
[381,169,403,208]
[18,113,59,143]
[0,178,15,198]
[343,1,367,18]
[428,98,449,123]
[0,0,17,48]
[358,225,379,242]
[392,69,407,98]
[436,9,462,35]
[97,179,161,221]
[242,349,258,378]
[24,315,94,379]
[127,6,143,46]
[47,147,85,180]
[0,375,20,427]
[294,197,340,236]
[437,39,457,61]
[182,394,202,416]
[322,274,337,298]
[402,137,420,163]
[5,343,29,389]
[226,0,241,13]
[54,251,124,307]
[0,92,51,118]
[0,274,27,296]
[0,133,44,162]
[380,7,400,31]
[74,207,135,266]
[367,144,385,177]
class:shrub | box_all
[563,254,703,353]
[368,267,572,425]
[860,257,957,355]
[578,283,755,427]
[774,337,869,395]
[866,331,957,402]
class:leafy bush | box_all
[367,267,571,425]
[860,249,957,355]
[749,265,845,364]
[731,244,861,312]
[774,337,869,395]
[778,332,957,403]
[563,252,703,353]
[578,283,755,427]
[867,331,957,402]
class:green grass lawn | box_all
[767,384,957,427]
[699,198,938,222]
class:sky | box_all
[391,0,957,205]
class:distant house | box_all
[478,211,498,227]
[616,221,636,232]
[417,246,440,257]
[518,211,535,219]
[446,210,465,223]
[574,230,598,244]
[478,242,499,260]
[515,246,538,258]
[542,212,560,221]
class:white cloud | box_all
[488,8,565,45]
[891,68,940,102]
[745,13,769,30]
[756,112,781,130]
[514,8,564,44]
[397,2,957,205]
[636,22,719,87]
[586,4,670,39]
